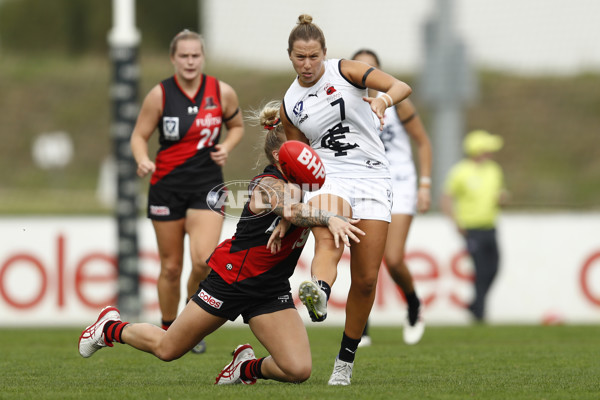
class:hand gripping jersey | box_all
[283,59,390,179]
[378,95,416,179]
[151,74,224,190]
[207,165,311,297]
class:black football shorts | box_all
[191,270,296,323]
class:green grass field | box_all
[1,325,598,399]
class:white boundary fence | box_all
[1,213,599,326]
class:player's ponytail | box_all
[246,101,286,166]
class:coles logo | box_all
[149,205,170,216]
[197,289,224,309]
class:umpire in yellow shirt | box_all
[441,130,509,322]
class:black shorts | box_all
[147,184,223,221]
[191,271,296,324]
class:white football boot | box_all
[403,317,425,345]
[403,301,425,345]
[215,344,257,385]
[78,306,121,358]
[298,279,328,322]
[328,357,354,386]
[357,335,372,348]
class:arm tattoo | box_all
[288,206,332,227]
[290,209,350,227]
[259,185,273,210]
[278,204,349,228]
[262,177,348,227]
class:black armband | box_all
[400,112,418,124]
[223,107,240,122]
[361,67,375,88]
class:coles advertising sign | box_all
[1,214,599,326]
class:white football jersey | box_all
[378,95,416,180]
[283,59,390,179]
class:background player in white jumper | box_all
[352,49,432,346]
[80,102,364,385]
[281,14,412,385]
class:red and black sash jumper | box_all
[151,74,224,192]
[207,165,311,297]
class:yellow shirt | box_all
[444,159,504,229]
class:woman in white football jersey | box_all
[280,14,412,386]
[352,49,432,347]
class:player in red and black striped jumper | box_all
[80,101,364,385]
[130,30,244,353]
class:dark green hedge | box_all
[0,0,199,55]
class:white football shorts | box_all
[303,176,393,222]
[390,172,417,215]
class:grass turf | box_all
[0,325,599,399]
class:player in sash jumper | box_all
[80,101,364,385]
[130,30,244,353]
